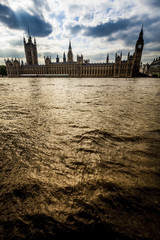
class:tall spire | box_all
[67,40,73,62]
[106,54,109,63]
[139,24,143,37]
[23,34,26,43]
[69,40,71,49]
[28,27,31,38]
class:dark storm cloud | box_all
[84,18,130,37]
[146,0,160,7]
[107,17,160,47]
[68,14,160,52]
[0,3,52,37]
[68,18,135,37]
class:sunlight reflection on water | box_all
[0,77,160,240]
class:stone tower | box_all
[24,29,38,65]
[67,40,73,62]
[132,26,144,76]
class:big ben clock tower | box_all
[132,26,144,77]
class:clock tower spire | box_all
[132,25,144,76]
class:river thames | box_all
[0,77,160,240]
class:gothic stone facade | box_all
[148,57,160,77]
[5,27,144,78]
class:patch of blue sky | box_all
[74,17,79,21]
[56,33,62,40]
[106,8,112,13]
[50,11,65,27]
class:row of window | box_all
[8,64,133,76]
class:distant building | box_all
[148,57,160,77]
[140,62,150,75]
[5,27,144,77]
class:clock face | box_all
[138,44,142,49]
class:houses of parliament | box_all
[5,27,144,77]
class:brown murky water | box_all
[0,77,160,240]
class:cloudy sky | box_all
[0,0,160,65]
